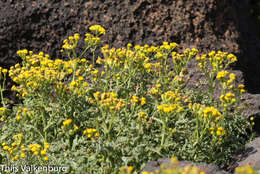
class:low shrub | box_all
[0,25,254,173]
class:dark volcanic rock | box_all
[0,0,260,93]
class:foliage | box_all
[0,25,254,173]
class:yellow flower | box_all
[16,115,21,121]
[63,119,72,126]
[140,97,146,106]
[238,84,245,89]
[74,125,79,131]
[240,89,246,94]
[203,107,221,119]
[3,146,9,150]
[156,84,161,88]
[41,150,47,155]
[227,53,237,62]
[144,63,152,72]
[34,151,39,156]
[83,82,88,87]
[216,127,226,136]
[43,156,48,161]
[131,96,139,105]
[134,45,141,50]
[89,25,106,35]
[216,70,229,80]
[150,88,159,95]
[20,153,26,158]
[229,73,236,81]
[44,142,50,149]
[93,69,99,75]
[78,76,84,81]
[13,155,19,161]
[142,172,149,174]
[70,81,77,87]
[138,111,147,122]
[74,33,80,41]
[127,166,133,173]
[67,68,73,74]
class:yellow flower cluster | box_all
[203,106,221,119]
[10,49,94,98]
[157,104,183,113]
[150,88,159,95]
[188,103,222,122]
[172,48,198,65]
[84,33,101,46]
[83,128,99,139]
[131,95,139,105]
[0,67,8,79]
[220,92,236,105]
[16,49,28,58]
[161,90,181,103]
[196,51,237,74]
[209,126,227,136]
[2,133,49,161]
[63,119,72,127]
[119,166,134,174]
[172,48,198,75]
[130,95,146,106]
[100,42,176,71]
[2,134,24,161]
[154,42,178,60]
[89,25,106,35]
[217,71,237,87]
[143,62,161,73]
[28,142,49,160]
[93,92,126,111]
[62,33,80,50]
[14,107,34,121]
[138,111,148,122]
[216,70,229,80]
[0,107,9,121]
[101,45,148,69]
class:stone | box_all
[140,158,230,174]
[232,94,260,135]
[237,137,260,169]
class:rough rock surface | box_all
[140,158,230,174]
[236,137,260,169]
[240,94,260,133]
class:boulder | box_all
[237,137,260,169]
[240,94,260,133]
[140,158,230,174]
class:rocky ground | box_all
[0,0,260,173]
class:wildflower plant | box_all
[0,25,254,173]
